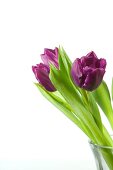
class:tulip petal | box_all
[41,54,49,67]
[81,51,98,68]
[32,63,56,92]
[71,59,83,86]
[99,58,106,69]
[71,51,106,91]
[41,48,58,68]
[82,68,105,91]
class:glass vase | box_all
[89,141,113,170]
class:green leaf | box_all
[49,62,83,110]
[87,92,102,131]
[92,81,112,116]
[49,53,105,144]
[111,78,113,100]
[58,47,82,102]
[58,46,81,94]
[35,83,80,124]
[102,80,111,100]
[59,46,72,72]
[92,80,113,129]
[58,47,71,80]
[34,83,95,140]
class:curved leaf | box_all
[49,55,105,144]
[111,78,113,100]
[34,83,95,140]
[92,80,113,129]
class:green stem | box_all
[103,125,113,146]
[108,108,113,130]
[78,119,97,143]
[100,148,113,170]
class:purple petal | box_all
[55,47,58,59]
[71,58,83,86]
[32,63,56,92]
[83,66,94,75]
[40,54,49,68]
[41,47,58,68]
[44,48,56,55]
[86,51,97,58]
[82,68,105,91]
[71,51,106,91]
[81,51,98,68]
[99,58,106,69]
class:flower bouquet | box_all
[32,46,113,170]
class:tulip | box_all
[32,47,58,92]
[41,48,58,68]
[71,51,106,91]
[32,63,56,92]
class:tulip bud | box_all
[41,48,58,68]
[71,51,106,91]
[32,63,56,92]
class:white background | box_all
[0,0,113,169]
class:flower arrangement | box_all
[32,46,113,169]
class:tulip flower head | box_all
[32,47,58,92]
[71,51,106,91]
[32,63,56,92]
[41,48,58,68]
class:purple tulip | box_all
[41,48,58,68]
[32,63,56,92]
[71,51,106,91]
[32,47,59,92]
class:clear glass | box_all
[89,141,113,170]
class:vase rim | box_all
[89,140,113,150]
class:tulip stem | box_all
[108,110,113,130]
[80,89,88,105]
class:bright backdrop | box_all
[0,0,113,169]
